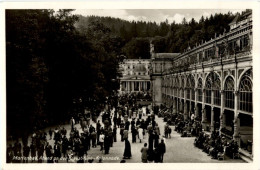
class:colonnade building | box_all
[150,10,253,151]
[119,59,151,94]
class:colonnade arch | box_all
[162,68,253,143]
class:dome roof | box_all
[134,63,147,72]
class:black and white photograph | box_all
[1,1,260,170]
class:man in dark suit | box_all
[158,139,166,163]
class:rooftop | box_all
[154,53,180,59]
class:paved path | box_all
[9,111,245,163]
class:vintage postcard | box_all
[1,1,259,170]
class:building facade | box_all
[150,10,253,151]
[119,59,151,94]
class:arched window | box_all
[171,77,174,96]
[186,76,191,99]
[239,71,252,112]
[180,77,185,98]
[205,74,213,104]
[191,76,195,100]
[213,77,221,105]
[174,77,179,97]
[198,78,203,102]
[224,77,235,109]
[176,77,180,97]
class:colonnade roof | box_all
[153,53,180,59]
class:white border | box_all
[1,1,260,170]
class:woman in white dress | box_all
[138,126,143,143]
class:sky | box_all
[72,9,245,24]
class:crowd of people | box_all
[194,130,239,159]
[159,105,241,161]
[7,94,167,163]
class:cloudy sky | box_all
[72,9,244,24]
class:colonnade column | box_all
[195,104,199,118]
[190,89,192,118]
[184,102,188,120]
[120,81,122,92]
[176,98,179,114]
[184,88,187,120]
[211,90,215,132]
[211,107,214,132]
[219,90,225,135]
[233,90,240,144]
[173,98,176,114]
[201,89,207,130]
[195,89,199,118]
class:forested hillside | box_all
[75,11,240,58]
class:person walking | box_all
[154,132,159,149]
[96,120,101,143]
[138,126,143,143]
[108,127,114,147]
[123,129,128,141]
[123,139,132,159]
[62,136,69,157]
[113,125,117,142]
[99,132,105,152]
[147,148,154,163]
[70,117,75,131]
[164,124,169,138]
[37,142,44,163]
[154,123,160,136]
[30,143,36,162]
[45,142,54,163]
[131,126,137,143]
[91,129,97,148]
[158,139,166,163]
[22,143,30,163]
[54,141,61,163]
[148,132,154,151]
[153,147,161,163]
[104,135,110,154]
[140,143,148,163]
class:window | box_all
[240,34,249,50]
[205,74,212,104]
[199,52,203,62]
[224,77,235,109]
[186,77,191,99]
[180,78,185,98]
[191,76,195,100]
[198,78,203,102]
[173,78,176,96]
[239,70,252,112]
[175,78,179,97]
[134,82,139,91]
[147,82,150,90]
[213,78,221,106]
